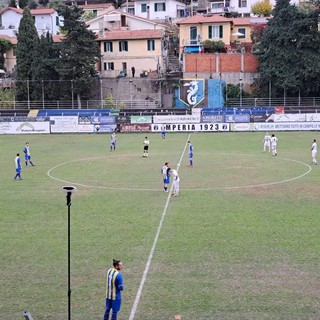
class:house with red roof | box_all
[88,10,167,78]
[120,0,188,22]
[0,7,63,37]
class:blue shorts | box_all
[106,298,121,312]
[164,177,170,184]
[189,152,193,158]
[25,155,31,160]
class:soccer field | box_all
[1,132,320,320]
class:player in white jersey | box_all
[110,132,117,151]
[170,169,180,197]
[311,139,317,165]
[270,134,278,156]
[263,133,271,152]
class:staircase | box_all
[168,53,180,72]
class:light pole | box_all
[195,59,198,78]
[159,80,162,107]
[71,80,74,109]
[27,80,30,110]
[42,80,45,109]
[62,186,77,320]
[219,72,222,107]
[100,79,103,106]
[129,79,133,108]
[239,71,243,108]
[269,80,271,107]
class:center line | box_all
[129,134,191,320]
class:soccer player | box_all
[23,142,35,166]
[143,136,150,158]
[270,134,278,156]
[110,132,117,151]
[103,259,124,320]
[170,168,180,197]
[263,132,271,152]
[161,162,170,192]
[188,141,193,167]
[14,153,22,180]
[161,125,166,139]
[311,139,317,165]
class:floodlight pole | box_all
[67,191,71,320]
[62,186,77,320]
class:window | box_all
[119,41,128,52]
[237,28,246,38]
[127,7,135,14]
[141,4,147,12]
[147,39,155,51]
[104,41,113,52]
[104,62,114,70]
[211,2,224,9]
[55,16,60,26]
[238,0,247,7]
[190,26,197,44]
[93,10,97,17]
[208,25,223,39]
[154,2,166,12]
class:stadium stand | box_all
[37,109,112,117]
[0,109,30,117]
[201,107,275,116]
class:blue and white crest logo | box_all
[179,78,205,107]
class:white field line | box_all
[128,133,191,320]
[47,153,312,192]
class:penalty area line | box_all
[129,133,191,320]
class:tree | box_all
[257,0,320,96]
[15,7,39,101]
[202,40,226,53]
[38,0,50,7]
[251,0,272,17]
[31,32,61,100]
[56,4,100,107]
[9,0,28,9]
[0,38,12,70]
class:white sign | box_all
[253,122,320,131]
[152,123,229,132]
[306,114,320,122]
[50,116,78,133]
[153,115,201,124]
[232,123,254,131]
[77,124,94,133]
[0,122,50,134]
[274,114,306,122]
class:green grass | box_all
[1,132,320,320]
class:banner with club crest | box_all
[178,78,205,108]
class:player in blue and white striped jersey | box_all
[188,141,193,167]
[14,153,22,180]
[103,259,124,320]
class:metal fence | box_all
[0,99,161,110]
[0,97,320,111]
[228,97,320,108]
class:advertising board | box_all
[152,123,229,132]
[0,121,50,134]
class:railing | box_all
[227,97,320,108]
[0,97,319,111]
[0,99,161,110]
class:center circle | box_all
[47,153,312,191]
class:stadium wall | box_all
[1,110,320,134]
